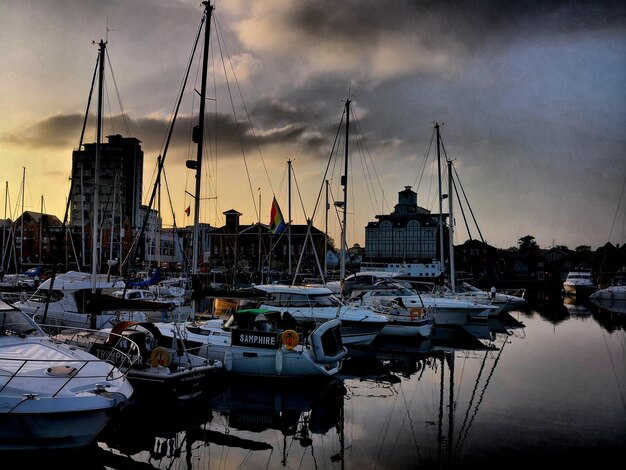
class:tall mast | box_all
[2,181,6,270]
[324,179,329,278]
[80,164,85,270]
[20,166,25,272]
[191,1,213,277]
[91,39,105,291]
[435,123,445,275]
[39,195,43,265]
[257,188,262,274]
[447,158,455,291]
[340,99,350,295]
[288,158,292,275]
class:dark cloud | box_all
[2,114,83,149]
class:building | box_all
[205,210,326,279]
[364,186,445,263]
[69,134,144,270]
[3,211,63,272]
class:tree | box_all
[518,235,539,254]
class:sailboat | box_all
[245,100,389,346]
[14,40,172,330]
[147,3,350,377]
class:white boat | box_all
[349,282,497,326]
[444,282,527,313]
[240,284,389,346]
[111,287,194,321]
[12,271,172,329]
[326,271,402,296]
[0,299,133,450]
[590,271,626,301]
[563,269,596,297]
[369,302,434,338]
[53,320,223,400]
[153,308,348,378]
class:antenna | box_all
[105,17,115,42]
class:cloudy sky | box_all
[2,0,625,252]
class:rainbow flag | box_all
[269,197,286,235]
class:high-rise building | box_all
[69,134,143,268]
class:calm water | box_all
[10,289,626,469]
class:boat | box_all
[589,271,626,301]
[348,281,497,326]
[153,308,347,378]
[52,319,223,400]
[12,271,173,329]
[0,298,133,451]
[443,281,527,313]
[326,270,402,296]
[239,284,389,346]
[111,286,193,321]
[562,269,596,297]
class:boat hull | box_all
[0,394,126,450]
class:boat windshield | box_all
[0,310,45,336]
[25,289,65,303]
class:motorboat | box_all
[348,282,498,326]
[153,308,348,378]
[111,287,193,321]
[239,284,389,346]
[590,271,626,301]
[444,282,527,313]
[0,299,133,450]
[53,320,223,400]
[562,269,596,297]
[12,271,173,329]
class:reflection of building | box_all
[364,186,444,263]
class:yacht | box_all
[349,282,497,326]
[562,269,596,297]
[0,299,133,450]
[13,271,169,329]
[237,284,389,346]
[154,308,347,378]
[53,320,223,400]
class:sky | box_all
[1,0,625,252]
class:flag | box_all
[269,197,286,235]
[185,206,191,216]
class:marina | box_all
[1,3,625,467]
[4,287,625,468]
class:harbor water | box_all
[9,288,626,469]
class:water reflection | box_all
[7,288,625,468]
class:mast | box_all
[257,188,262,274]
[324,179,329,277]
[190,1,213,312]
[191,1,213,275]
[39,195,43,266]
[436,123,445,276]
[2,181,6,270]
[20,167,24,272]
[340,99,350,296]
[448,158,455,292]
[288,159,292,275]
[80,164,85,270]
[91,39,106,291]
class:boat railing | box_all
[0,354,128,400]
[45,325,143,373]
